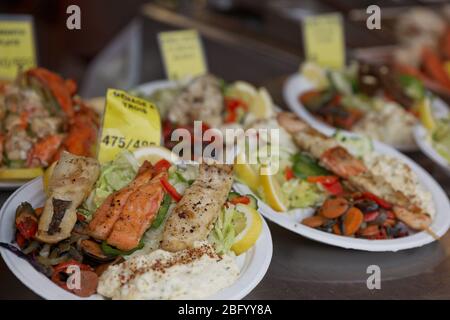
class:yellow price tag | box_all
[97,89,161,163]
[302,14,345,69]
[158,29,207,80]
[0,15,36,80]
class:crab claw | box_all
[26,68,75,118]
[26,134,63,167]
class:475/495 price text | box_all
[101,135,155,149]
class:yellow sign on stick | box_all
[302,14,345,69]
[158,29,207,80]
[97,89,161,163]
[0,15,36,80]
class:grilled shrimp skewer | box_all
[277,112,432,231]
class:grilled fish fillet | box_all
[161,162,234,252]
[36,152,100,243]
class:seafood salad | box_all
[236,110,436,240]
[392,6,450,96]
[298,62,426,148]
[0,68,99,180]
[415,96,450,167]
[138,74,274,151]
[2,151,263,299]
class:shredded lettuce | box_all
[209,205,244,255]
[81,151,139,216]
[432,117,450,163]
[281,179,325,209]
[140,87,181,119]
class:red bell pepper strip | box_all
[16,233,26,248]
[307,176,342,195]
[51,260,92,290]
[160,176,182,202]
[331,94,342,106]
[306,175,339,184]
[285,167,295,181]
[322,180,343,196]
[229,196,250,205]
[224,98,248,123]
[225,110,237,123]
[16,218,37,240]
[362,192,392,209]
[154,159,172,173]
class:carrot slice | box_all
[359,224,379,237]
[299,89,321,106]
[332,223,341,235]
[422,47,450,90]
[319,197,349,219]
[34,207,44,217]
[343,207,364,236]
[302,216,326,228]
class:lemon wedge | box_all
[0,167,44,181]
[231,204,263,255]
[301,62,328,89]
[227,81,273,120]
[252,87,274,119]
[260,170,288,212]
[133,146,179,165]
[234,152,259,192]
[228,81,258,106]
[418,97,435,131]
[43,161,57,195]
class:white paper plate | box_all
[0,177,273,300]
[414,125,450,176]
[283,73,449,152]
[135,79,175,96]
[235,140,450,252]
[0,180,29,190]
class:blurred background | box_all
[2,0,450,98]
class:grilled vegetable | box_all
[80,239,114,262]
[36,152,100,243]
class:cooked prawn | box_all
[320,146,367,178]
[26,134,63,167]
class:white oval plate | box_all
[414,124,450,176]
[283,73,449,152]
[0,180,29,190]
[235,140,450,252]
[0,177,273,300]
[135,79,175,96]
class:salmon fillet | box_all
[161,162,233,252]
[88,161,154,240]
[106,171,167,251]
